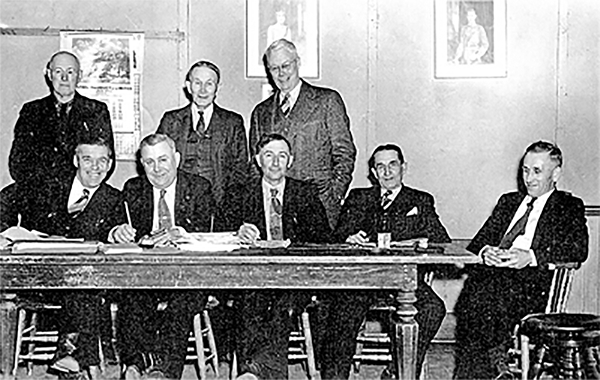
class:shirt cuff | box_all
[529,249,538,267]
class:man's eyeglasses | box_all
[268,59,297,76]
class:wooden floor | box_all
[12,342,456,380]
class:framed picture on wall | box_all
[434,0,506,78]
[246,0,320,78]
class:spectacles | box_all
[268,59,297,75]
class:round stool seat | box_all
[521,313,600,336]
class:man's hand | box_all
[238,223,261,244]
[111,224,137,243]
[346,231,369,246]
[481,245,507,267]
[496,248,533,269]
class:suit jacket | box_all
[122,172,214,241]
[19,178,125,242]
[467,190,588,268]
[156,103,248,207]
[334,185,451,244]
[9,92,114,185]
[249,80,356,229]
[221,177,331,244]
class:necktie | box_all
[269,188,283,240]
[499,197,537,249]
[68,189,90,216]
[381,190,393,209]
[158,189,173,230]
[196,111,205,133]
[280,94,291,117]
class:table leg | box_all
[392,264,418,380]
[0,292,17,379]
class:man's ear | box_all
[552,165,562,183]
[174,151,181,168]
[73,155,79,169]
[287,155,294,168]
[370,167,378,180]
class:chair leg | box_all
[301,311,317,379]
[520,334,530,380]
[193,313,208,380]
[26,311,39,376]
[12,308,27,376]
[203,310,220,377]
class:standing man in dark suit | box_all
[156,60,248,209]
[13,137,124,379]
[249,39,356,230]
[111,133,214,379]
[454,141,589,379]
[223,133,330,380]
[9,51,114,187]
[321,143,450,380]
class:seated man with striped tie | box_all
[10,136,125,379]
[110,133,214,379]
[453,140,589,379]
[220,133,330,379]
[319,143,451,379]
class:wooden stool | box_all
[187,309,220,379]
[519,313,600,379]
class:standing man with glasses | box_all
[9,51,114,187]
[249,39,356,230]
[156,60,248,210]
[453,141,589,379]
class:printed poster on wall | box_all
[60,31,144,160]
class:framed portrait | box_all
[246,0,320,78]
[434,0,506,78]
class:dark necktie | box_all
[269,188,283,240]
[196,111,205,133]
[381,190,393,209]
[280,94,291,117]
[68,189,90,216]
[158,189,173,230]
[499,197,537,249]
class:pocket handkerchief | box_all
[406,206,418,216]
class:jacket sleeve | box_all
[467,194,514,255]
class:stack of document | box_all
[11,240,100,255]
[175,232,241,252]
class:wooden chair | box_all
[505,262,582,378]
[352,271,435,377]
[230,309,317,379]
[187,309,220,380]
[12,299,62,376]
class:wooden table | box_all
[0,240,480,379]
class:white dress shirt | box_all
[191,103,214,132]
[68,176,99,211]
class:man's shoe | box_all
[51,355,81,373]
[122,364,143,380]
[380,365,394,380]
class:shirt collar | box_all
[192,102,214,125]
[262,178,286,198]
[380,185,402,201]
[280,81,302,108]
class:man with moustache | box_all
[249,39,356,230]
[9,51,114,187]
[111,133,214,379]
[453,141,589,379]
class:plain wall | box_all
[1,0,598,311]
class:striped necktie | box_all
[280,94,291,117]
[381,190,393,209]
[68,189,90,216]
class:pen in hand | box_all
[124,201,132,226]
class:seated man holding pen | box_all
[2,136,124,379]
[110,133,214,379]
[220,133,330,380]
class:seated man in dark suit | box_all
[320,143,450,380]
[453,141,589,379]
[5,136,125,379]
[111,133,214,379]
[221,133,330,380]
